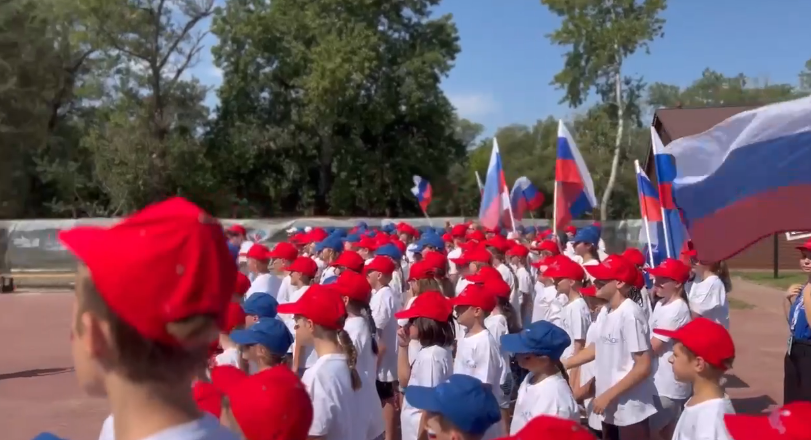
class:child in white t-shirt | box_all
[571,285,608,437]
[280,256,318,374]
[654,318,736,440]
[501,321,579,435]
[531,255,569,325]
[245,243,283,300]
[689,260,731,329]
[506,245,534,329]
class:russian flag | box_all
[635,160,666,267]
[410,175,432,212]
[510,176,544,220]
[651,127,690,261]
[478,138,514,231]
[664,95,811,262]
[554,120,597,231]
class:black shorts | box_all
[376,380,396,400]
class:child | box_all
[60,197,239,440]
[394,290,456,440]
[621,247,653,320]
[531,255,568,325]
[543,257,590,362]
[570,226,601,269]
[500,320,578,434]
[564,254,657,440]
[277,284,364,440]
[229,318,294,372]
[451,246,492,296]
[723,401,811,440]
[404,374,502,440]
[451,283,506,439]
[506,245,534,330]
[245,244,282,299]
[216,301,249,369]
[212,364,314,440]
[280,256,318,374]
[365,255,400,440]
[401,260,440,363]
[242,292,278,327]
[316,237,343,283]
[655,317,735,440]
[330,249,366,275]
[334,270,386,440]
[493,415,597,439]
[688,259,731,329]
[268,241,299,300]
[571,285,608,437]
[644,258,693,440]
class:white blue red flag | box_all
[651,127,690,261]
[554,120,597,231]
[410,175,432,212]
[478,138,514,230]
[635,160,666,267]
[510,176,544,220]
[664,95,811,262]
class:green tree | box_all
[540,0,666,221]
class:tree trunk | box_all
[600,61,624,222]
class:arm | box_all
[572,377,595,402]
[650,337,667,356]
[397,334,411,386]
[292,339,303,371]
[562,343,595,369]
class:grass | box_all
[732,270,807,290]
[728,297,755,310]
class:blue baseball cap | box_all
[229,318,293,355]
[404,374,501,435]
[382,223,396,234]
[356,221,368,229]
[343,233,361,243]
[375,243,403,260]
[572,225,600,246]
[500,320,571,359]
[31,434,67,440]
[242,292,278,318]
[413,233,445,253]
[315,237,343,253]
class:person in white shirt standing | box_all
[315,237,343,283]
[280,256,318,375]
[655,318,736,440]
[531,254,569,326]
[621,248,654,321]
[644,258,693,440]
[245,244,282,300]
[366,255,401,440]
[267,241,300,303]
[506,244,534,330]
[564,255,657,440]
[687,256,731,329]
[446,224,469,284]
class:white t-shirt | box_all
[246,272,283,299]
[214,347,240,369]
[515,266,533,328]
[560,297,591,360]
[302,353,362,440]
[97,414,236,440]
[401,345,454,440]
[579,318,604,431]
[532,283,566,325]
[689,275,730,329]
[344,316,385,440]
[238,241,254,264]
[453,329,506,439]
[496,264,521,324]
[391,269,405,310]
[370,285,399,382]
[639,287,653,321]
[455,277,471,296]
[510,373,579,434]
[483,314,511,387]
[447,248,463,275]
[319,265,337,284]
[593,298,657,426]
[649,297,692,400]
[280,285,317,368]
[672,397,735,440]
[275,275,293,303]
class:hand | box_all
[397,327,410,347]
[591,393,613,415]
[787,284,803,301]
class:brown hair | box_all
[681,344,734,373]
[495,297,521,334]
[345,299,378,355]
[74,265,218,383]
[251,345,288,369]
[410,317,455,347]
[438,277,456,298]
[415,278,442,296]
[708,261,732,292]
[315,322,362,391]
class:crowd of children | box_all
[41,197,811,440]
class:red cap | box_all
[621,248,646,267]
[482,276,511,299]
[451,224,468,238]
[442,233,453,243]
[333,270,372,303]
[645,258,692,284]
[268,242,298,261]
[246,243,271,261]
[796,238,811,252]
[212,365,313,440]
[506,245,529,258]
[724,402,811,440]
[227,224,247,236]
[421,251,447,272]
[543,256,586,281]
[564,225,577,234]
[307,228,329,243]
[285,257,318,278]
[450,284,496,312]
[461,247,492,264]
[276,284,346,330]
[584,254,638,285]
[192,381,222,417]
[538,229,553,239]
[289,233,307,245]
[365,256,396,275]
[485,236,511,253]
[531,240,560,255]
[235,272,251,295]
[394,291,452,321]
[58,197,236,346]
[580,285,597,297]
[466,230,486,242]
[330,250,365,273]
[391,239,407,254]
[224,301,247,332]
[653,317,735,370]
[357,236,379,251]
[465,265,502,283]
[408,260,436,281]
[494,415,597,440]
[396,222,419,237]
[632,270,645,289]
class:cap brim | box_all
[723,414,774,440]
[229,329,259,346]
[276,302,304,315]
[394,308,420,320]
[584,264,615,281]
[500,333,534,354]
[58,226,109,266]
[403,386,443,412]
[652,328,679,339]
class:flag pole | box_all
[650,128,673,258]
[634,161,656,267]
[421,208,433,227]
[505,193,517,234]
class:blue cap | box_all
[315,237,343,253]
[31,434,68,440]
[500,320,571,359]
[322,276,338,285]
[405,375,501,435]
[331,229,348,238]
[526,226,537,233]
[357,221,368,229]
[241,293,278,318]
[375,243,403,260]
[382,223,396,233]
[413,233,445,253]
[572,225,600,246]
[229,318,293,355]
[324,227,336,234]
[343,233,361,243]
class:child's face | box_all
[594,279,617,300]
[670,342,697,382]
[245,315,259,328]
[424,413,460,440]
[293,315,315,346]
[358,248,370,259]
[554,278,573,293]
[653,276,679,298]
[270,258,286,272]
[574,242,589,256]
[454,305,478,328]
[290,271,302,285]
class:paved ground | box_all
[0,279,789,439]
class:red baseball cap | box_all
[276,284,346,330]
[235,272,251,295]
[482,276,511,299]
[408,260,436,281]
[365,256,396,275]
[421,251,447,272]
[494,415,596,440]
[464,266,501,283]
[391,239,407,254]
[333,270,372,303]
[212,365,313,440]
[485,237,511,253]
[466,230,486,242]
[506,245,529,258]
[396,222,419,237]
[450,284,496,312]
[58,197,236,346]
[224,301,247,332]
[285,257,318,278]
[796,239,811,252]
[580,285,597,297]
[543,256,585,281]
[307,228,329,243]
[330,250,365,273]
[461,247,492,264]
[192,381,222,417]
[395,291,452,322]
[531,240,560,255]
[645,258,691,284]
[584,254,638,285]
[621,248,645,267]
[724,402,811,440]
[451,224,468,238]
[267,242,298,261]
[442,233,453,243]
[653,317,735,371]
[357,236,379,251]
[246,243,271,261]
[564,225,577,234]
[226,224,247,236]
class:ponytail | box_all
[438,277,456,298]
[360,302,379,355]
[626,285,644,308]
[336,328,362,391]
[712,261,732,293]
[496,297,521,334]
[554,358,570,384]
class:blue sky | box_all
[190,0,811,136]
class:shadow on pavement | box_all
[0,367,73,381]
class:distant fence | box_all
[0,218,646,273]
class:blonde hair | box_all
[314,323,362,391]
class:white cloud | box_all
[448,93,499,118]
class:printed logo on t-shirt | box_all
[601,334,619,344]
